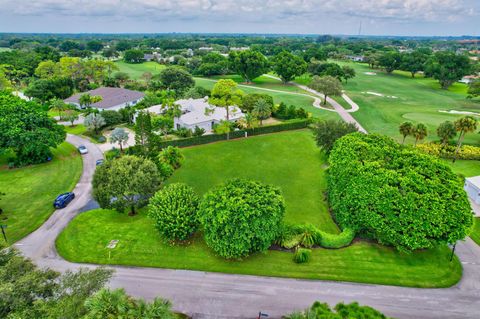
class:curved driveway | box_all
[15,138,480,319]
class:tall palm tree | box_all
[413,123,428,146]
[252,99,272,126]
[453,116,478,163]
[399,121,414,144]
[436,121,456,148]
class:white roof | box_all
[143,98,244,126]
[466,176,480,189]
[177,98,243,125]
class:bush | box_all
[273,102,309,120]
[293,248,311,263]
[328,133,474,251]
[101,110,123,127]
[276,223,354,249]
[148,183,200,241]
[310,119,358,154]
[199,179,285,259]
[241,93,274,113]
[285,301,390,319]
[416,142,480,160]
[158,146,184,169]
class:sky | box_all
[0,0,479,36]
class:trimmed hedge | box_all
[154,119,311,149]
[416,142,480,160]
[276,223,355,249]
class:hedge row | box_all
[154,119,311,148]
[416,142,480,160]
[277,223,355,250]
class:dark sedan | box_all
[53,192,75,209]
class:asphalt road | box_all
[15,136,480,319]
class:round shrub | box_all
[293,248,311,263]
[199,179,285,259]
[148,183,199,241]
[328,133,474,252]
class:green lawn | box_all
[471,218,480,246]
[0,143,82,243]
[444,159,480,177]
[195,76,340,121]
[315,62,480,146]
[114,61,166,80]
[64,124,87,135]
[57,130,462,287]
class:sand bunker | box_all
[364,72,377,75]
[362,91,398,99]
[439,110,480,116]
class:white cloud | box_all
[0,0,477,22]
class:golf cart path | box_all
[15,140,480,318]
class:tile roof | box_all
[64,87,145,109]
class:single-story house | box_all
[465,176,480,205]
[64,87,145,111]
[346,55,365,62]
[143,97,244,132]
[459,75,480,84]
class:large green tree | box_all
[0,92,65,165]
[93,155,162,215]
[228,50,269,83]
[378,51,402,74]
[134,110,154,153]
[199,179,285,259]
[425,51,472,89]
[158,66,195,94]
[328,133,473,252]
[272,51,307,83]
[209,79,244,121]
[24,77,74,102]
[308,75,342,105]
[123,49,144,63]
[400,50,430,78]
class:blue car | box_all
[53,192,75,209]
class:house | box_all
[465,176,480,205]
[143,97,244,132]
[459,75,480,84]
[346,55,365,62]
[64,87,145,111]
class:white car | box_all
[78,145,88,155]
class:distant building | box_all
[143,52,161,62]
[230,47,249,51]
[143,97,244,132]
[465,176,480,205]
[198,47,213,52]
[64,87,145,111]
[346,55,365,62]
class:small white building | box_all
[465,176,480,205]
[143,97,244,133]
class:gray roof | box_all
[64,87,145,109]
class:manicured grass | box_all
[64,124,87,135]
[444,159,480,177]
[57,130,462,287]
[195,76,340,121]
[0,142,82,243]
[470,218,480,246]
[168,130,337,230]
[297,62,480,146]
[56,208,461,288]
[114,61,165,80]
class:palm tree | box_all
[399,121,414,144]
[436,121,456,148]
[252,99,272,126]
[109,127,129,153]
[453,116,478,163]
[50,99,68,118]
[79,93,92,108]
[239,113,259,130]
[413,123,428,146]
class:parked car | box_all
[96,159,104,166]
[53,192,75,209]
[78,145,88,154]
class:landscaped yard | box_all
[0,142,82,243]
[114,61,166,80]
[57,130,462,288]
[303,62,480,146]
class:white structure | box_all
[144,98,244,132]
[465,176,480,205]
